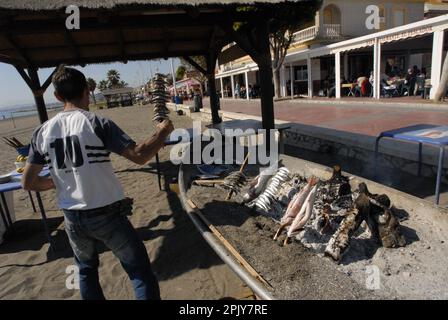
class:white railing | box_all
[293,26,318,44]
[319,24,342,39]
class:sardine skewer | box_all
[283,184,318,246]
[225,152,250,200]
[273,177,317,240]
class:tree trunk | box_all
[434,52,448,102]
[273,69,281,98]
[91,92,97,105]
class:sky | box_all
[0,58,181,109]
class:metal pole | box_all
[170,58,177,96]
[335,52,341,99]
[170,58,178,110]
[10,112,16,128]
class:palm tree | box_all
[98,80,108,91]
[86,77,97,105]
[107,69,121,88]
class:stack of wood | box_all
[325,182,406,262]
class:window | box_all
[295,65,308,81]
[392,6,407,27]
[378,5,386,30]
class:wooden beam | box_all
[182,56,207,76]
[208,26,219,49]
[221,25,259,62]
[41,66,59,91]
[162,27,172,58]
[116,28,126,61]
[64,31,81,61]
[0,13,251,35]
[4,34,31,65]
[0,37,210,53]
[27,67,48,123]
[14,65,33,89]
[24,49,209,69]
[187,199,272,289]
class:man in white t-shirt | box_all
[22,66,173,300]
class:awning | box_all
[284,13,448,62]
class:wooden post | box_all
[15,66,58,124]
[257,22,275,131]
[206,52,222,124]
[224,20,275,130]
[28,67,48,123]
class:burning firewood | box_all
[324,183,406,262]
[324,193,370,261]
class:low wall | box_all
[166,103,447,179]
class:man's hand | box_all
[121,119,175,165]
[156,119,174,138]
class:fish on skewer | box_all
[250,167,290,213]
[151,73,170,122]
[273,176,318,240]
[225,153,250,200]
[242,160,281,204]
[222,171,247,194]
[283,184,318,245]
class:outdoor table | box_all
[342,83,355,96]
[208,119,291,154]
[374,124,448,205]
[0,167,53,248]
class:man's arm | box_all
[22,163,55,192]
[121,119,174,165]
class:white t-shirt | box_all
[28,109,135,210]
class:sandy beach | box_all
[0,105,249,300]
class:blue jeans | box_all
[63,203,160,300]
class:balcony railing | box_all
[319,24,342,39]
[293,26,318,44]
[293,24,342,44]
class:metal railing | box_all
[319,24,342,39]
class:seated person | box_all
[354,75,368,96]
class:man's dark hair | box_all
[52,66,88,102]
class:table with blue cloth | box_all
[0,167,53,248]
[375,124,448,205]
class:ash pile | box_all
[243,162,407,262]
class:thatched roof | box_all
[0,1,297,11]
[0,0,312,68]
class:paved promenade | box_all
[194,97,448,137]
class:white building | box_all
[216,0,448,100]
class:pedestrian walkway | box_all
[197,98,448,137]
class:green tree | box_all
[180,56,208,85]
[176,65,186,80]
[98,80,108,91]
[86,77,97,105]
[107,69,121,88]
